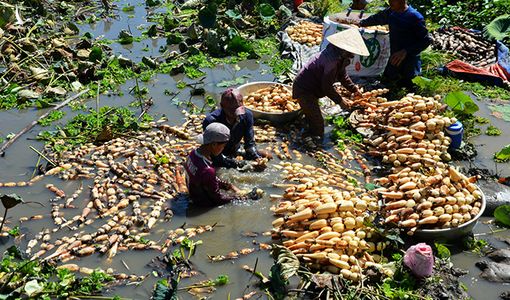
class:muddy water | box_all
[468,98,510,178]
[456,97,510,214]
[0,4,281,299]
[1,3,510,300]
[451,218,510,300]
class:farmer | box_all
[351,0,368,10]
[184,122,261,206]
[292,28,369,138]
[357,0,431,88]
[203,88,269,168]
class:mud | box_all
[417,260,470,300]
[476,248,510,283]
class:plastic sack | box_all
[321,13,390,77]
[403,243,434,278]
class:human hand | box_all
[252,158,268,172]
[341,98,354,109]
[245,187,264,200]
[389,49,407,67]
[245,147,261,160]
[350,19,361,26]
[256,149,273,160]
[230,184,242,194]
[352,88,363,99]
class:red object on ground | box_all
[498,177,510,187]
[445,60,510,84]
[294,0,303,10]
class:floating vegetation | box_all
[0,246,116,299]
[486,125,502,136]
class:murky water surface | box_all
[1,2,510,299]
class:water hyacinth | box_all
[403,243,434,278]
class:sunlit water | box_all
[1,2,510,299]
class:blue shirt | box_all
[203,109,256,156]
[360,5,431,57]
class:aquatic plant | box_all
[0,246,115,299]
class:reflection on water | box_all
[170,193,190,217]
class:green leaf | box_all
[365,183,381,191]
[486,125,502,136]
[227,35,254,55]
[146,0,161,7]
[483,14,510,41]
[271,244,299,281]
[494,205,510,227]
[213,275,229,286]
[444,91,479,114]
[412,76,432,90]
[118,30,134,45]
[147,24,158,37]
[494,144,510,162]
[24,280,43,297]
[152,279,177,300]
[166,32,183,45]
[464,100,480,114]
[392,253,402,261]
[225,9,242,20]
[216,77,247,87]
[7,225,20,237]
[386,234,404,244]
[6,245,22,259]
[122,5,135,12]
[198,3,217,28]
[1,194,23,209]
[163,16,179,31]
[0,5,14,29]
[258,3,275,21]
[278,5,292,18]
[434,243,451,259]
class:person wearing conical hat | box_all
[292,28,369,138]
[357,0,431,88]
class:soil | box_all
[416,259,470,300]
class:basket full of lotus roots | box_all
[237,82,302,123]
[285,21,323,47]
[343,89,486,237]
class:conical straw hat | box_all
[326,28,370,56]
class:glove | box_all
[245,146,261,160]
[245,187,264,200]
[214,154,245,169]
[237,163,254,173]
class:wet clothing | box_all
[203,109,256,156]
[203,109,260,167]
[295,92,326,137]
[360,5,431,85]
[292,44,357,137]
[184,149,236,206]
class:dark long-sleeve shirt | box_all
[292,44,357,104]
[203,109,256,156]
[360,5,431,57]
[184,149,235,206]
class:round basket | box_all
[237,81,302,124]
[413,186,486,240]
